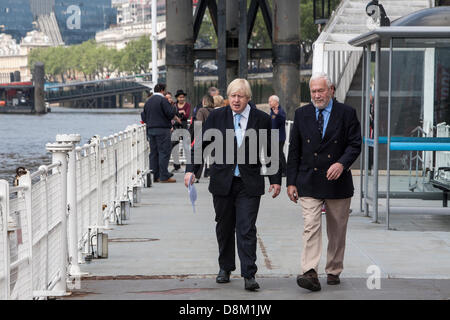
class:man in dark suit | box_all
[287,73,361,292]
[185,78,281,291]
[269,95,287,177]
[141,83,177,183]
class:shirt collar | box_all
[232,104,251,119]
[154,92,164,97]
[316,99,333,114]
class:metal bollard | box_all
[146,172,152,187]
[133,186,141,204]
[120,200,130,221]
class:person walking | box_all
[286,72,361,291]
[141,83,177,183]
[268,95,287,177]
[185,79,281,291]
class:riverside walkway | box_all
[65,171,450,300]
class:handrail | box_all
[0,123,149,300]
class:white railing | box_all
[0,123,149,299]
[0,73,11,84]
[436,122,450,181]
[312,0,363,103]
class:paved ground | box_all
[64,170,450,300]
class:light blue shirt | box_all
[315,99,333,138]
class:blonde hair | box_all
[227,78,252,100]
[213,95,224,108]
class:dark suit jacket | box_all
[141,94,176,129]
[186,105,282,197]
[286,101,361,199]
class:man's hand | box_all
[287,185,298,203]
[184,172,195,187]
[268,184,281,198]
[327,162,344,180]
[271,106,279,115]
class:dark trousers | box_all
[212,177,261,278]
[148,128,172,181]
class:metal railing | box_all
[436,122,450,181]
[0,124,149,299]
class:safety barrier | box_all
[0,124,149,299]
[436,122,450,181]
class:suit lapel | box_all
[321,102,342,143]
[246,107,257,131]
[225,106,234,130]
[225,106,238,151]
[304,105,322,144]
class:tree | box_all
[120,36,152,74]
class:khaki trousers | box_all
[299,197,351,276]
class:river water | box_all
[0,107,142,184]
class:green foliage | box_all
[27,36,151,82]
[195,9,217,48]
[120,36,152,74]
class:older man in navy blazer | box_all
[287,72,361,292]
[185,78,281,291]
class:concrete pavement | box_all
[64,171,450,300]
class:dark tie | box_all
[317,109,324,137]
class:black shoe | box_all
[244,277,260,291]
[296,269,321,292]
[216,269,231,283]
[169,172,174,178]
[327,274,340,285]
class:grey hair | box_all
[269,95,279,103]
[309,72,332,88]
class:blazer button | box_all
[307,139,310,143]
[314,153,318,156]
[314,168,318,171]
[328,154,331,158]
[334,140,338,143]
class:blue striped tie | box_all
[234,113,242,176]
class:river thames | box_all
[0,107,142,183]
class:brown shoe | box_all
[327,274,340,285]
[296,269,321,291]
[154,179,160,183]
[160,177,176,183]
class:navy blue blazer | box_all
[270,105,286,142]
[286,102,361,199]
[186,105,282,197]
[141,94,176,129]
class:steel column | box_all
[387,39,393,229]
[364,45,370,217]
[373,41,380,223]
[226,0,240,85]
[165,0,194,107]
[217,0,227,96]
[272,0,300,119]
[239,0,248,79]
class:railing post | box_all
[46,140,73,294]
[56,134,84,276]
[0,180,11,299]
[91,136,104,228]
[18,172,33,298]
